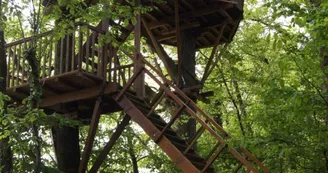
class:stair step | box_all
[128,99,151,111]
[136,105,151,114]
[148,115,167,127]
[170,140,188,151]
[122,93,217,173]
[163,132,186,144]
[124,92,147,104]
[185,152,206,163]
[153,123,177,136]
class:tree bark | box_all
[0,10,13,172]
[232,80,252,134]
[175,30,198,141]
[128,135,139,173]
[321,47,328,172]
[181,30,198,88]
[52,124,80,173]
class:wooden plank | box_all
[149,3,233,28]
[184,122,206,155]
[5,88,27,100]
[6,47,10,87]
[78,98,102,173]
[11,45,16,87]
[60,37,64,74]
[42,38,47,78]
[39,83,118,108]
[91,32,96,74]
[86,29,90,72]
[141,19,175,81]
[97,33,102,77]
[155,103,185,143]
[229,148,259,173]
[144,68,228,144]
[118,96,200,173]
[143,61,231,138]
[54,40,59,74]
[71,31,76,70]
[66,35,70,72]
[240,146,270,173]
[48,41,53,76]
[78,27,83,71]
[6,70,79,90]
[16,44,21,85]
[175,0,182,87]
[89,115,131,173]
[201,21,227,83]
[201,144,226,172]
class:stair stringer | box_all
[117,95,200,173]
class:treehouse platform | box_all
[4,0,271,173]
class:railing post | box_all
[134,0,145,98]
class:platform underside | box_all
[143,0,243,49]
[5,71,123,119]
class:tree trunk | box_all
[181,30,198,88]
[52,122,80,173]
[175,30,197,141]
[0,13,13,172]
[321,47,328,172]
[128,135,139,173]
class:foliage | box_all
[2,0,328,172]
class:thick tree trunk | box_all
[0,19,13,173]
[176,30,197,141]
[52,123,80,173]
[181,30,198,88]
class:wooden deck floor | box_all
[5,70,123,119]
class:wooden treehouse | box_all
[5,0,270,173]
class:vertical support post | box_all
[101,20,109,78]
[134,0,145,97]
[78,93,103,173]
[175,0,182,87]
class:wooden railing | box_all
[5,23,134,88]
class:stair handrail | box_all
[141,67,261,173]
[141,58,231,137]
[139,56,270,173]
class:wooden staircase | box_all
[112,61,271,173]
[118,92,215,173]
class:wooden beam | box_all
[89,115,131,173]
[148,3,233,29]
[78,83,106,173]
[134,0,145,98]
[201,21,227,84]
[38,83,119,108]
[142,18,175,81]
[176,0,182,87]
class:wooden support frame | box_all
[201,144,226,172]
[183,120,207,155]
[89,114,131,173]
[201,21,227,84]
[118,96,200,173]
[141,18,175,81]
[78,83,106,173]
[175,0,182,87]
[154,102,186,143]
[134,0,145,98]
